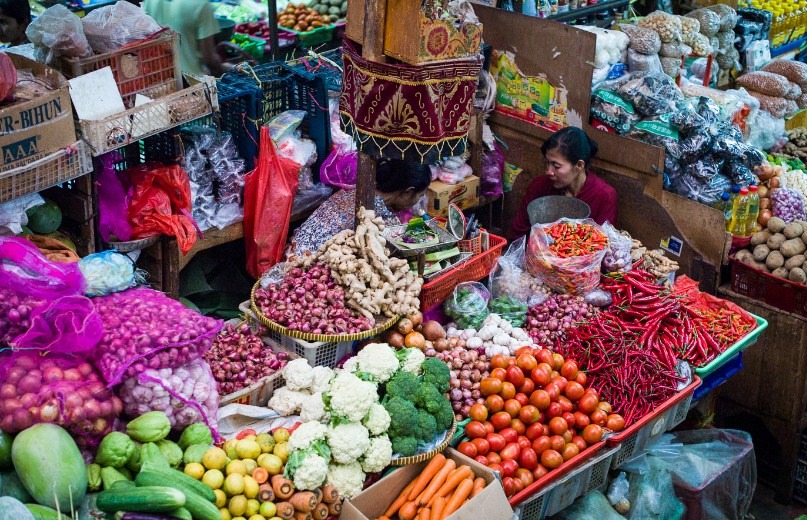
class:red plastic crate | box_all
[729,254,807,317]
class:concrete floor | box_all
[749,483,807,520]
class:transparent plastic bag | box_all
[320,149,358,190]
[292,183,333,215]
[624,455,686,520]
[78,251,138,297]
[620,24,662,55]
[705,4,738,32]
[0,192,44,235]
[736,71,792,98]
[525,218,608,295]
[552,490,627,520]
[617,72,683,116]
[601,222,633,272]
[95,153,132,242]
[444,282,491,330]
[480,142,504,197]
[771,188,806,222]
[25,5,92,63]
[267,110,306,143]
[489,236,548,307]
[81,2,161,54]
[686,8,721,36]
[628,49,663,74]
[761,59,807,85]
[638,11,682,43]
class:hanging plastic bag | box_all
[444,282,490,330]
[601,222,633,273]
[243,126,300,278]
[480,142,504,197]
[489,236,549,307]
[95,152,132,243]
[320,148,358,190]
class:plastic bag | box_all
[0,193,44,236]
[620,24,662,55]
[628,49,663,75]
[0,52,16,104]
[95,153,132,242]
[435,157,473,184]
[292,183,333,216]
[266,110,306,143]
[118,358,219,436]
[660,57,681,78]
[624,455,686,519]
[749,91,797,119]
[480,142,504,197]
[552,490,627,520]
[525,218,608,295]
[276,136,317,191]
[78,251,139,297]
[617,72,683,116]
[489,236,549,307]
[243,126,300,279]
[590,87,641,135]
[737,71,791,98]
[601,222,633,272]
[320,148,358,190]
[25,5,92,63]
[761,59,807,85]
[686,8,721,37]
[683,31,714,56]
[0,351,120,446]
[607,472,630,508]
[771,188,806,222]
[91,287,223,385]
[81,2,161,54]
[444,282,490,330]
[705,4,738,32]
[638,11,682,43]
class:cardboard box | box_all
[1,55,76,172]
[341,448,513,520]
[427,175,480,218]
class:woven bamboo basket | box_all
[390,420,457,466]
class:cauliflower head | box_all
[290,452,329,491]
[396,348,425,375]
[311,366,335,393]
[356,343,400,383]
[341,356,359,374]
[268,386,311,416]
[328,422,370,464]
[326,371,379,423]
[363,403,391,436]
[361,435,393,474]
[300,392,328,423]
[326,461,366,499]
[288,421,328,453]
[283,359,315,391]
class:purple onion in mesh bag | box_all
[771,188,806,223]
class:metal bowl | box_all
[527,195,591,225]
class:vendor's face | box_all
[0,9,26,44]
[544,149,584,190]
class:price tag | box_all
[660,236,683,257]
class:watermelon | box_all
[26,201,61,234]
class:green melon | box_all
[26,201,61,235]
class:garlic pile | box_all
[446,314,536,358]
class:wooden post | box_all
[354,0,388,223]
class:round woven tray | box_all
[390,419,457,466]
[250,280,398,343]
[106,235,161,253]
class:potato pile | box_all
[278,3,334,32]
[736,216,807,283]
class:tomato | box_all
[519,405,540,425]
[572,435,587,452]
[516,468,535,488]
[475,455,488,466]
[458,441,478,458]
[545,383,560,402]
[536,349,554,367]
[606,414,626,432]
[549,435,565,452]
[519,447,539,470]
[469,404,488,422]
[532,436,551,455]
[491,411,512,431]
[486,433,506,452]
[562,412,576,429]
[491,354,510,370]
[530,366,551,387]
[562,429,573,444]
[561,442,580,461]
[542,424,551,437]
[575,371,587,386]
[515,346,535,358]
[577,393,599,414]
[486,395,504,413]
[584,387,599,398]
[492,463,505,475]
[598,401,613,414]
[483,421,495,434]
[530,390,551,410]
[525,422,544,441]
[558,396,573,414]
[506,366,526,388]
[509,358,518,366]
[564,381,585,402]
[546,402,563,419]
[503,399,522,419]
[550,375,568,392]
[465,420,487,439]
[499,427,518,444]
[501,476,516,497]
[471,438,490,456]
[517,354,538,372]
[552,353,565,371]
[582,424,603,444]
[487,452,502,465]
[560,360,579,381]
[550,370,560,380]
[500,382,517,400]
[533,464,549,480]
[500,443,521,462]
[573,412,590,429]
[490,368,507,382]
[541,449,563,469]
[510,418,526,435]
[512,476,524,493]
[548,416,568,436]
[480,377,503,397]
[514,393,530,407]
[518,379,535,396]
[590,409,608,427]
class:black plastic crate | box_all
[215,79,261,171]
[286,48,343,92]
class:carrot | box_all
[441,478,474,520]
[258,482,275,502]
[290,491,318,512]
[252,467,269,484]
[469,477,486,499]
[311,502,329,520]
[420,507,431,520]
[327,500,342,516]
[276,502,295,519]
[417,459,456,506]
[321,485,339,503]
[398,501,419,520]
[311,487,323,504]
[293,511,312,520]
[428,466,474,506]
[431,496,445,520]
[408,454,447,501]
[375,517,391,520]
[385,480,417,517]
[272,474,294,499]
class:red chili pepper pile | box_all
[547,222,607,258]
[689,307,756,349]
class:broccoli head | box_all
[422,358,451,394]
[384,396,418,437]
[417,409,437,443]
[415,382,444,415]
[434,396,454,432]
[386,371,420,402]
[391,436,418,457]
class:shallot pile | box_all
[431,348,490,421]
[0,352,121,446]
[525,294,597,347]
[254,263,374,335]
[205,322,290,395]
[0,289,41,345]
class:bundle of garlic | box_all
[446,313,536,358]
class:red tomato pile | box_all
[456,347,625,499]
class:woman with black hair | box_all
[511,127,618,238]
[286,159,432,259]
[0,0,30,46]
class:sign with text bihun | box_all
[1,54,77,172]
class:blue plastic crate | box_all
[286,48,343,92]
[215,79,261,171]
[693,352,744,401]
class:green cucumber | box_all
[134,470,219,520]
[96,486,185,514]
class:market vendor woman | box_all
[511,127,618,238]
[286,159,431,259]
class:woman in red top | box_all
[511,127,618,239]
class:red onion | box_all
[525,294,597,347]
[429,345,491,421]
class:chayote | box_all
[100,467,128,490]
[126,411,171,443]
[177,423,213,450]
[156,440,183,468]
[126,441,143,473]
[86,464,102,492]
[94,432,135,468]
[182,443,209,466]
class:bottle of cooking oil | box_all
[746,185,760,235]
[729,187,751,237]
[715,192,733,231]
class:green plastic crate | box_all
[285,24,335,47]
[694,313,768,378]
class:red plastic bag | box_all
[127,164,198,254]
[243,126,300,278]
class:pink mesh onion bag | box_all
[92,287,223,386]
